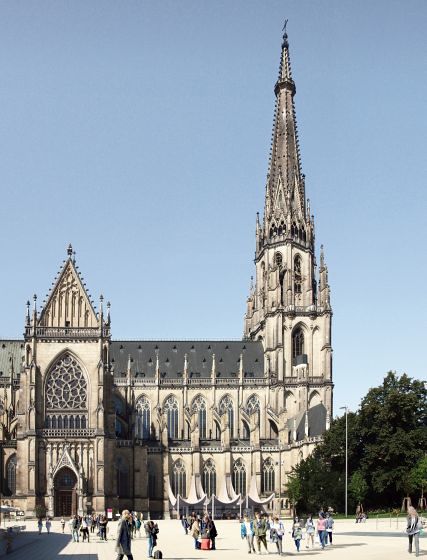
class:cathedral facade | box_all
[0,30,333,518]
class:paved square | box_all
[0,518,423,559]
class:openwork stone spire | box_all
[264,25,307,239]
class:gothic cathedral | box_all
[0,29,332,518]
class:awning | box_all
[246,474,275,506]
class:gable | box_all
[38,258,99,329]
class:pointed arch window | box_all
[261,457,275,495]
[294,255,302,294]
[191,395,207,439]
[233,458,247,496]
[6,455,16,495]
[242,420,250,440]
[203,459,216,497]
[246,394,260,416]
[292,328,305,363]
[219,395,234,437]
[164,396,179,439]
[172,459,187,498]
[136,396,151,439]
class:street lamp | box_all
[339,406,348,518]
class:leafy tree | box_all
[410,456,427,507]
[349,470,368,510]
[287,473,302,517]
[358,372,427,507]
[287,372,427,512]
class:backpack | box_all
[153,551,163,559]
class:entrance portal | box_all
[54,467,77,517]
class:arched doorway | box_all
[54,467,77,517]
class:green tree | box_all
[287,473,302,517]
[410,456,427,508]
[358,372,427,507]
[349,470,368,511]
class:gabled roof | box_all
[38,245,99,328]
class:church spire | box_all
[264,24,307,237]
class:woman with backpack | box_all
[270,516,285,555]
[292,517,303,552]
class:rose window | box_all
[46,355,87,410]
[45,354,88,430]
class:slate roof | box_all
[0,340,25,380]
[110,340,264,380]
[288,403,327,441]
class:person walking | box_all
[37,518,43,535]
[305,515,315,549]
[71,516,80,542]
[135,517,141,538]
[115,510,134,560]
[60,517,65,533]
[81,517,90,542]
[254,511,269,555]
[45,518,52,534]
[270,516,285,555]
[181,514,189,535]
[325,513,334,545]
[316,513,327,550]
[407,506,421,557]
[292,517,302,552]
[241,515,256,554]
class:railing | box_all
[25,326,109,339]
[160,379,183,386]
[36,428,96,437]
[113,377,266,388]
[215,378,239,385]
[116,440,133,447]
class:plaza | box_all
[0,518,422,560]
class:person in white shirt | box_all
[270,516,285,555]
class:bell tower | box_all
[244,26,333,418]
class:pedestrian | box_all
[37,518,43,535]
[253,511,268,555]
[71,515,80,542]
[45,518,51,534]
[207,516,218,550]
[60,517,65,533]
[316,513,326,550]
[325,512,334,545]
[406,506,421,557]
[99,515,108,541]
[270,515,285,555]
[305,515,315,549]
[115,510,134,560]
[81,517,90,542]
[190,517,201,550]
[181,514,189,535]
[241,515,256,554]
[135,517,141,538]
[292,517,302,552]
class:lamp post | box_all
[339,406,348,517]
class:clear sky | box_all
[0,0,426,413]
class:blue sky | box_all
[0,0,426,412]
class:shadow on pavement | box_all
[4,531,72,559]
[338,531,406,538]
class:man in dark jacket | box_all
[115,510,133,560]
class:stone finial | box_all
[67,243,73,257]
